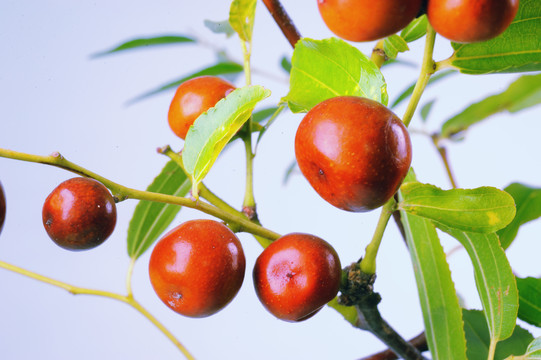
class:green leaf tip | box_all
[399,182,516,233]
[182,85,271,196]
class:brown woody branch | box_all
[261,0,301,48]
[359,332,428,360]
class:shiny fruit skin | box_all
[168,75,236,139]
[0,182,5,235]
[149,219,246,318]
[428,0,519,43]
[253,233,342,322]
[42,177,117,250]
[295,96,412,212]
[317,0,423,42]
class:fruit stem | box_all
[370,40,387,69]
[402,24,437,128]
[0,259,195,360]
[360,199,396,275]
[261,0,301,48]
[0,147,281,241]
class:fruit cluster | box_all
[317,0,519,43]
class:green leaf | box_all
[450,0,541,74]
[182,85,270,195]
[127,62,243,103]
[498,183,541,249]
[400,15,429,43]
[252,106,279,124]
[516,277,541,328]
[383,35,409,59]
[127,160,191,259]
[283,38,388,113]
[391,70,455,108]
[229,0,257,43]
[282,159,298,185]
[280,56,292,73]
[441,229,519,345]
[440,74,541,139]
[92,35,195,57]
[399,182,516,233]
[420,99,436,123]
[204,19,235,37]
[398,171,467,360]
[506,337,541,359]
[463,309,533,360]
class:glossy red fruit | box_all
[42,177,117,250]
[0,182,6,235]
[168,75,236,139]
[428,0,519,43]
[295,96,412,212]
[149,219,246,318]
[253,233,342,322]
[317,0,423,42]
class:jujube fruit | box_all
[149,219,246,318]
[317,0,423,42]
[295,96,412,212]
[0,182,5,235]
[168,75,236,139]
[253,233,342,322]
[42,177,117,250]
[427,0,519,43]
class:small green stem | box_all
[0,147,281,241]
[431,134,458,189]
[370,40,386,69]
[402,24,437,128]
[0,260,195,360]
[126,257,136,298]
[240,40,257,217]
[360,199,396,275]
[488,339,497,360]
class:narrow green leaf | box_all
[204,19,235,37]
[391,70,455,108]
[420,99,436,123]
[282,159,298,185]
[255,105,286,149]
[399,182,516,233]
[516,277,541,327]
[92,35,195,57]
[229,0,257,43]
[498,183,541,249]
[441,229,519,344]
[182,85,270,195]
[400,15,429,43]
[252,106,279,124]
[283,38,388,113]
[463,309,533,360]
[127,160,191,259]
[450,0,541,74]
[398,171,467,360]
[440,74,541,139]
[280,56,292,73]
[127,62,243,103]
[383,35,409,59]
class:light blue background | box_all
[1,1,540,359]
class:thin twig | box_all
[359,332,428,360]
[261,0,301,48]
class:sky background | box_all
[1,1,540,359]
